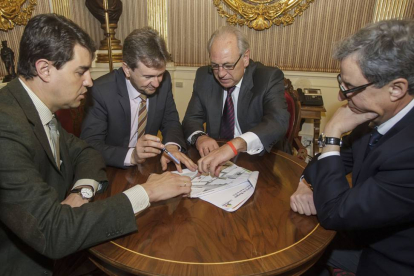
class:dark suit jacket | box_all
[81,68,186,168]
[0,79,137,275]
[303,108,414,275]
[182,60,289,152]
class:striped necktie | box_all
[137,94,147,139]
[48,117,60,169]
[219,86,236,140]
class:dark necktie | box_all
[219,86,236,140]
[367,128,383,154]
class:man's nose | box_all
[83,71,93,87]
[151,77,160,88]
[217,67,227,78]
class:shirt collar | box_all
[377,99,414,135]
[19,78,53,126]
[126,78,142,100]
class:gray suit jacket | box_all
[81,68,186,168]
[182,60,289,152]
[0,79,137,275]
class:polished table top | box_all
[90,149,335,276]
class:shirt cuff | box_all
[318,151,340,160]
[187,130,205,144]
[72,179,99,195]
[239,132,263,155]
[123,185,151,214]
[124,148,135,166]
[165,142,181,152]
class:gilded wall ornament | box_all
[213,0,315,31]
[0,0,37,31]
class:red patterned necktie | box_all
[219,86,236,140]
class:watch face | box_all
[80,188,93,199]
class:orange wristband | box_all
[226,141,238,156]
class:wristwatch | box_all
[318,133,342,148]
[70,187,94,200]
[190,132,207,146]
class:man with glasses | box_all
[290,19,414,275]
[183,26,289,176]
[81,27,196,172]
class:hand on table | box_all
[290,179,316,216]
[131,134,163,164]
[141,172,192,202]
[195,135,219,157]
[160,144,197,173]
[197,137,246,177]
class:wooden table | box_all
[89,149,335,276]
[300,105,326,156]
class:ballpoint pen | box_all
[162,148,180,165]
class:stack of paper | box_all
[175,162,259,212]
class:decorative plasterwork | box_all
[213,0,315,31]
[0,0,36,31]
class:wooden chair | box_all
[283,78,308,160]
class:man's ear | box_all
[122,62,130,78]
[389,78,409,102]
[243,49,250,68]
[35,59,52,82]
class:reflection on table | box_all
[90,148,335,276]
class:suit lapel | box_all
[237,61,256,132]
[7,79,60,171]
[115,69,132,145]
[209,80,224,137]
[354,107,414,184]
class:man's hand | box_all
[197,137,246,177]
[61,193,89,208]
[324,103,378,138]
[290,179,316,216]
[131,134,163,164]
[160,144,198,173]
[195,135,219,157]
[141,172,192,202]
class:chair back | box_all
[55,103,85,137]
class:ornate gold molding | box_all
[213,0,315,31]
[0,0,37,32]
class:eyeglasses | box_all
[210,54,242,71]
[337,74,375,97]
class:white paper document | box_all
[175,162,259,212]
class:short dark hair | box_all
[123,27,171,70]
[334,19,414,95]
[17,13,96,80]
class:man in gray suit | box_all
[183,26,289,176]
[0,14,191,275]
[81,27,197,172]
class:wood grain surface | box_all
[90,149,335,276]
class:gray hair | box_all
[334,19,414,95]
[123,26,171,70]
[207,25,250,56]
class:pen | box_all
[162,148,180,165]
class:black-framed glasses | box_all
[337,74,375,97]
[210,54,242,71]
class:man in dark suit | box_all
[0,14,191,275]
[183,26,289,176]
[290,19,414,275]
[81,27,197,172]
